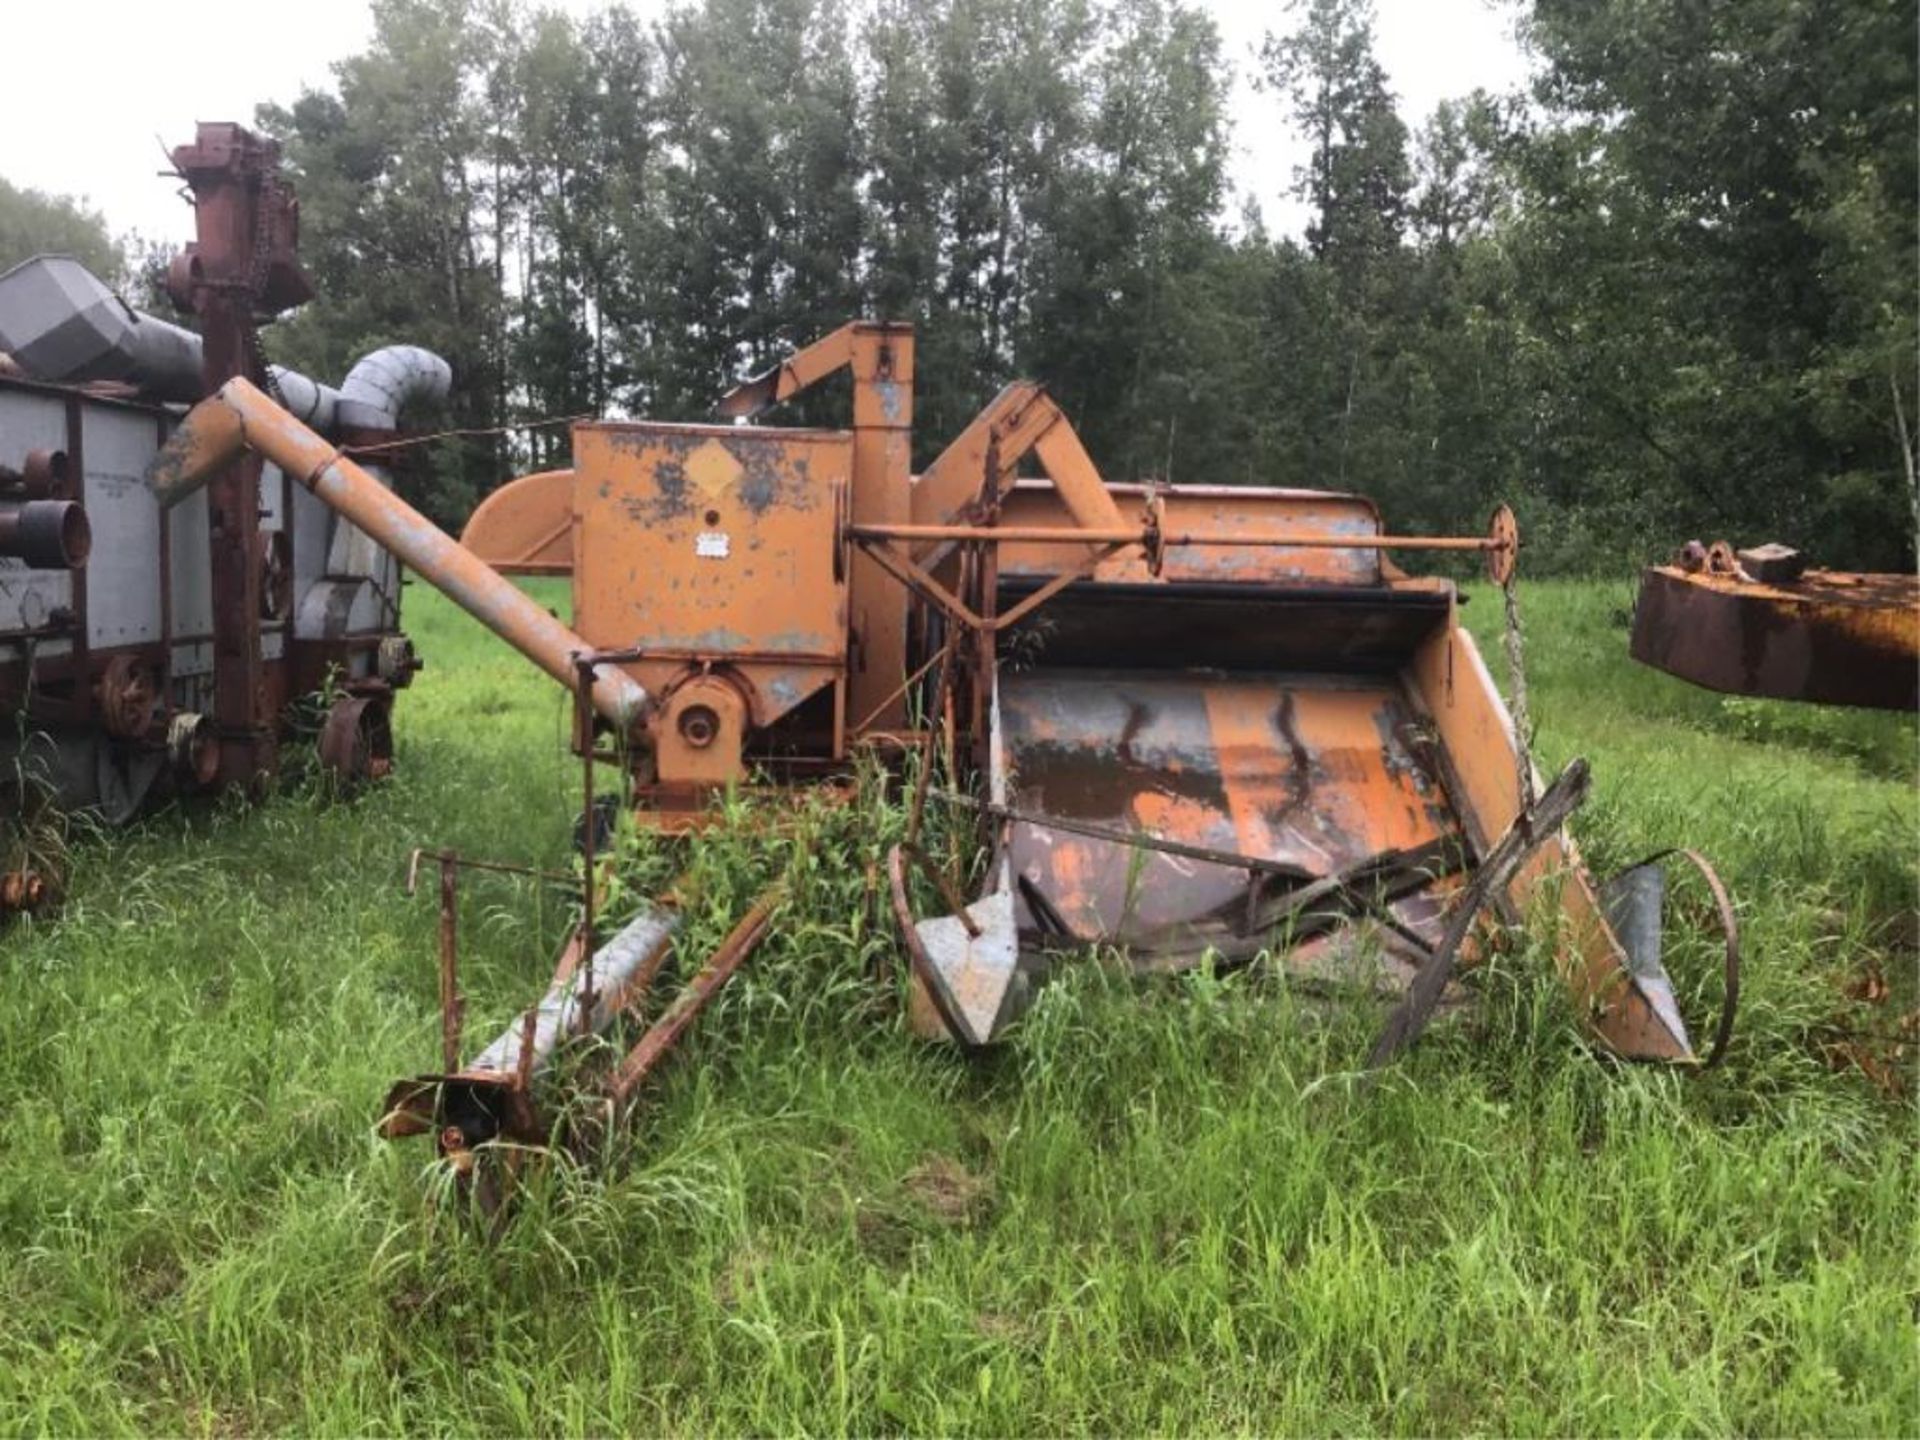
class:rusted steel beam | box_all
[604,886,783,1109]
[1368,758,1592,1070]
[169,122,313,793]
[143,377,649,728]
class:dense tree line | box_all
[0,180,127,284]
[4,0,1912,569]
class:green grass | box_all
[2,578,1914,1435]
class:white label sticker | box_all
[695,531,731,559]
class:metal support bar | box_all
[849,523,1504,553]
[605,885,783,1109]
[437,853,462,1073]
[405,847,577,892]
[856,534,1124,635]
[930,788,1316,882]
[1368,758,1593,1071]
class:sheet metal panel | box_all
[80,404,162,647]
[999,667,1465,947]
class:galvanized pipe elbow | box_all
[339,345,452,431]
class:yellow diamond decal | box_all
[686,439,743,502]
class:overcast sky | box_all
[1,0,1530,248]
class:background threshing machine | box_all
[0,125,448,911]
[142,319,1737,1179]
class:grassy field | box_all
[2,578,1914,1435]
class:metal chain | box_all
[1500,576,1536,809]
[243,174,286,405]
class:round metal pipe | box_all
[145,377,649,728]
[0,500,91,569]
[849,521,1501,551]
[0,255,345,420]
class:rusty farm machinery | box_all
[137,318,1740,1201]
[0,124,447,916]
[1632,539,1918,712]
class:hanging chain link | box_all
[1500,576,1536,809]
[243,174,286,405]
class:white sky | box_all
[0,0,1529,247]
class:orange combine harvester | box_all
[145,321,1736,1190]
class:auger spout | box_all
[143,376,649,729]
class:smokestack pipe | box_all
[145,377,648,729]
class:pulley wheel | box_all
[318,695,394,789]
[1486,504,1519,586]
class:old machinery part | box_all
[1486,503,1519,585]
[1633,542,1919,710]
[320,344,455,603]
[94,655,157,740]
[604,886,783,1112]
[658,673,751,787]
[256,530,293,620]
[0,255,206,402]
[0,498,89,569]
[1367,758,1593,1069]
[0,123,450,845]
[0,256,332,419]
[0,256,452,439]
[1736,543,1806,585]
[318,694,394,787]
[354,314,1745,1225]
[1,868,49,916]
[381,904,685,1148]
[166,711,221,789]
[0,448,71,500]
[1604,847,1740,1069]
[338,345,453,432]
[377,635,420,688]
[380,868,784,1214]
[144,376,648,729]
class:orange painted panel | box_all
[1407,622,1693,1060]
[1000,668,1462,942]
[572,422,849,658]
[461,468,574,574]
